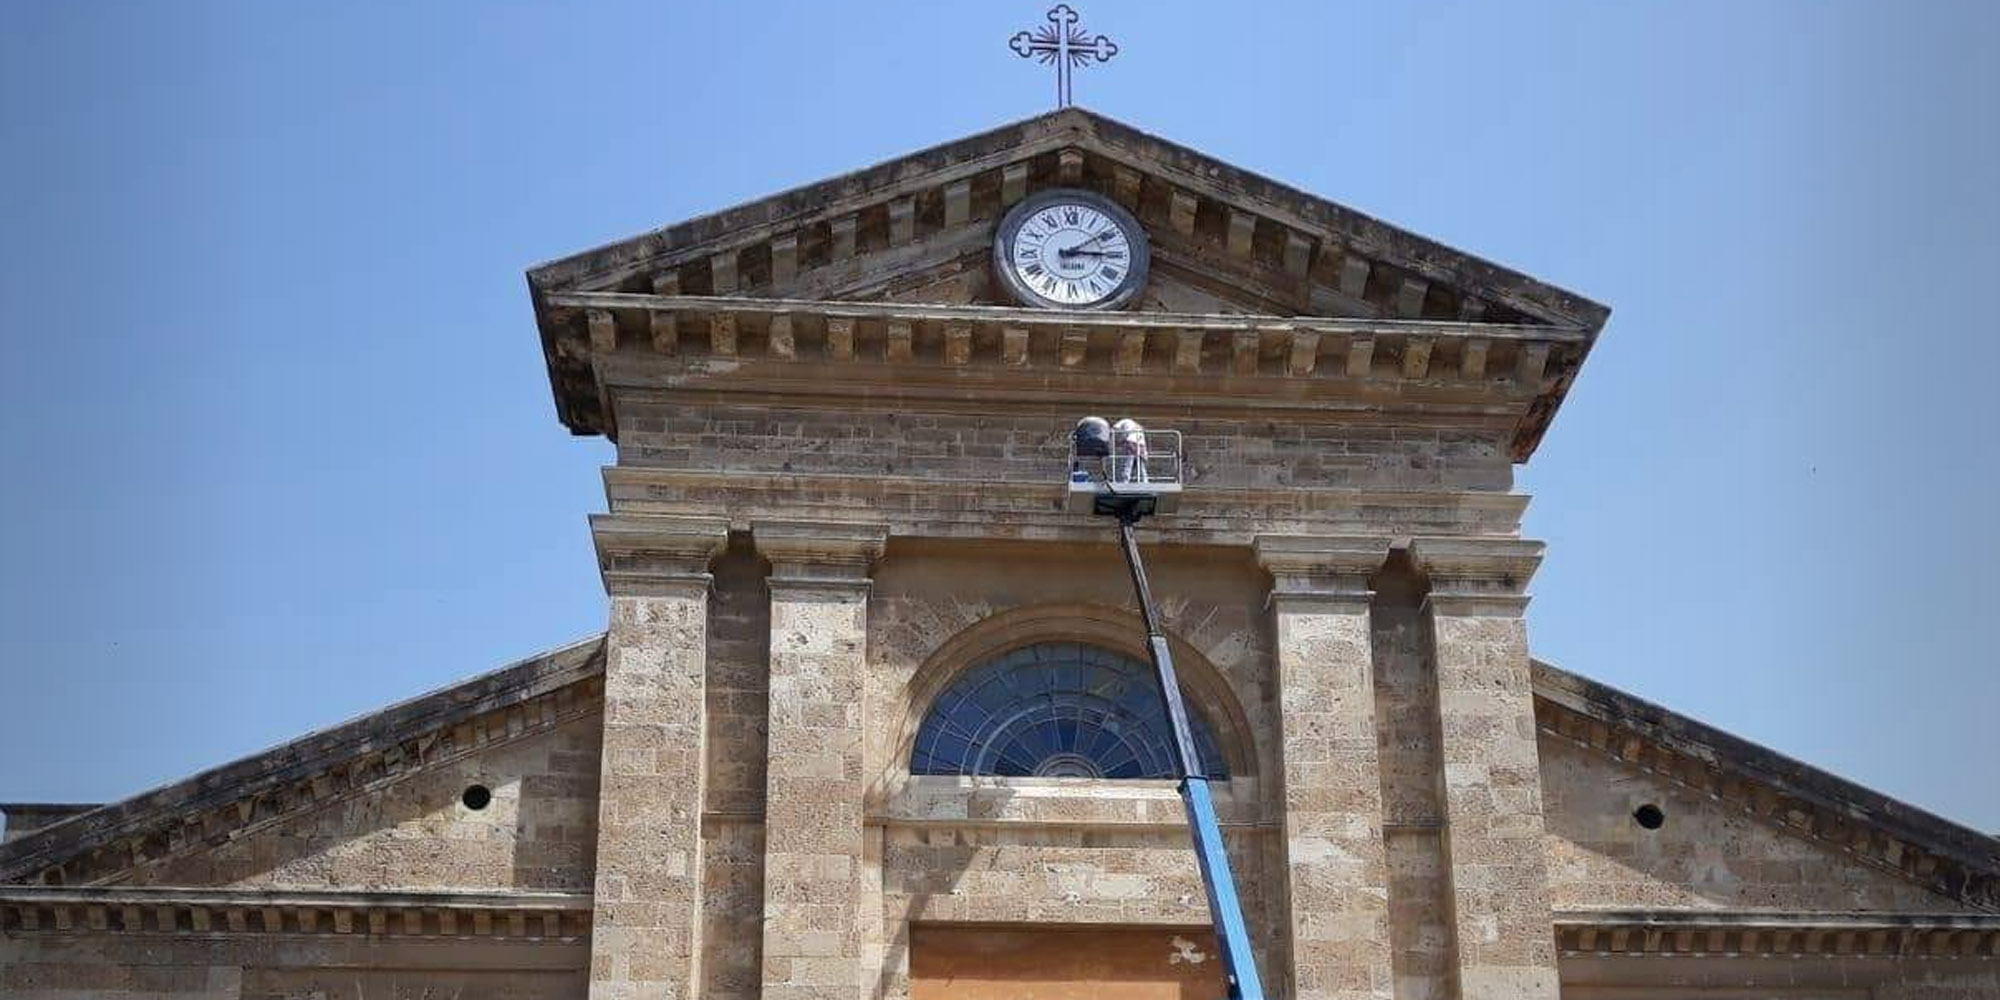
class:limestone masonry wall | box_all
[878,823,1283,998]
[1371,560,1455,1000]
[706,538,774,816]
[615,401,1514,492]
[701,537,774,1000]
[861,540,1288,996]
[1539,735,1972,913]
[865,539,1277,788]
[129,714,601,892]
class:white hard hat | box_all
[1112,418,1144,432]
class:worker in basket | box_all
[1071,416,1112,482]
[1112,418,1149,483]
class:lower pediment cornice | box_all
[0,885,590,939]
[1555,909,2000,959]
[548,293,1583,457]
[601,467,1530,543]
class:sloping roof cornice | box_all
[0,636,605,887]
[1535,659,2000,913]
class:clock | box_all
[993,188,1150,310]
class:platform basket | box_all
[1064,429,1184,517]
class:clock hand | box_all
[1058,231,1115,255]
[1058,249,1111,257]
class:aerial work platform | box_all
[1064,426,1183,517]
[1062,417,1262,1000]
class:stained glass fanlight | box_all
[910,641,1228,779]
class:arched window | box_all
[910,642,1228,779]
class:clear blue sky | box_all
[3,2,1996,833]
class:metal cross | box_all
[1010,4,1118,109]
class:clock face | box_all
[993,188,1150,310]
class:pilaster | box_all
[587,514,730,1000]
[1255,534,1396,1000]
[754,520,888,1000]
[1408,536,1559,1000]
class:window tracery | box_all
[910,641,1227,779]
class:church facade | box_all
[3,109,1996,999]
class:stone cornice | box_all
[0,886,591,939]
[604,467,1530,544]
[1409,535,1544,616]
[1553,909,2000,959]
[589,513,731,595]
[551,293,1584,459]
[1252,534,1394,605]
[553,291,1585,341]
[1534,660,2000,914]
[0,638,606,889]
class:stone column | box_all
[753,520,888,1000]
[1408,537,1559,1000]
[1255,535,1396,1000]
[588,514,730,1000]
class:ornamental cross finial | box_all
[1009,4,1118,109]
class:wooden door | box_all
[911,925,1225,1000]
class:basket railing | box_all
[1068,429,1183,488]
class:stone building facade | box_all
[3,109,1996,999]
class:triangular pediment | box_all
[1534,660,2000,914]
[0,638,604,888]
[529,108,1605,326]
[526,109,1613,441]
[818,236,1303,317]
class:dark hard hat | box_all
[1072,416,1112,457]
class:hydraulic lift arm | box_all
[1115,513,1267,1000]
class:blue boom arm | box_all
[1117,516,1266,1000]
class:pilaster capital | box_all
[1408,535,1544,617]
[1253,534,1393,609]
[751,519,889,592]
[589,514,730,596]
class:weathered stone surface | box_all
[1257,536,1396,1000]
[588,514,728,1000]
[130,714,600,892]
[1540,735,1977,913]
[1369,554,1455,1000]
[755,520,885,1000]
[612,401,1516,494]
[1411,537,1562,1000]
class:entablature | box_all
[601,468,1531,545]
[550,293,1585,459]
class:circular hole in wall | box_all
[461,784,493,811]
[1632,803,1666,830]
